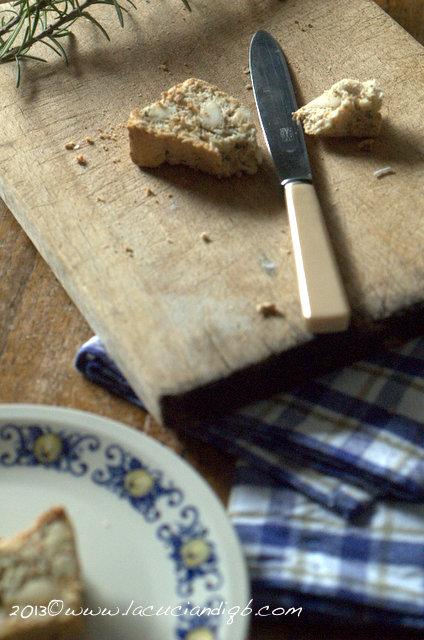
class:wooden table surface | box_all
[2,198,422,640]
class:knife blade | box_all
[249,30,351,333]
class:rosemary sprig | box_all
[0,0,191,85]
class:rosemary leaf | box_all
[54,28,72,38]
[39,36,63,57]
[15,53,20,84]
[82,11,110,41]
[0,14,25,56]
[112,0,123,28]
[47,33,68,62]
[30,8,39,37]
[23,0,31,38]
[19,52,46,61]
[16,23,29,54]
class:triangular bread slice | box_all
[293,79,384,137]
[0,507,84,640]
[127,78,263,176]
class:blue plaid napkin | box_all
[231,462,424,628]
[75,336,424,628]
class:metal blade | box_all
[249,31,312,186]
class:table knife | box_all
[249,30,351,333]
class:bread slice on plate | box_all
[0,507,84,640]
[293,78,384,137]
[128,77,263,176]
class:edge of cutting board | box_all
[160,305,424,428]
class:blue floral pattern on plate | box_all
[92,442,184,522]
[0,424,99,476]
[177,598,222,639]
[158,506,223,597]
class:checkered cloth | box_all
[75,336,424,628]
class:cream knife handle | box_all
[284,180,351,334]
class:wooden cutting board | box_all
[1,0,424,425]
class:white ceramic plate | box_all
[0,405,249,640]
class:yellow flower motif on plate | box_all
[181,538,211,568]
[186,628,214,640]
[124,469,154,497]
[33,433,63,464]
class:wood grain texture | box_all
[1,0,424,424]
[1,200,423,640]
[376,0,424,43]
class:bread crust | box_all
[0,507,84,640]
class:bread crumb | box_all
[125,247,134,256]
[76,154,87,166]
[245,83,253,90]
[374,166,395,179]
[65,141,76,150]
[145,187,155,196]
[85,137,95,145]
[260,257,277,276]
[200,232,212,243]
[256,302,284,318]
[358,138,375,151]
